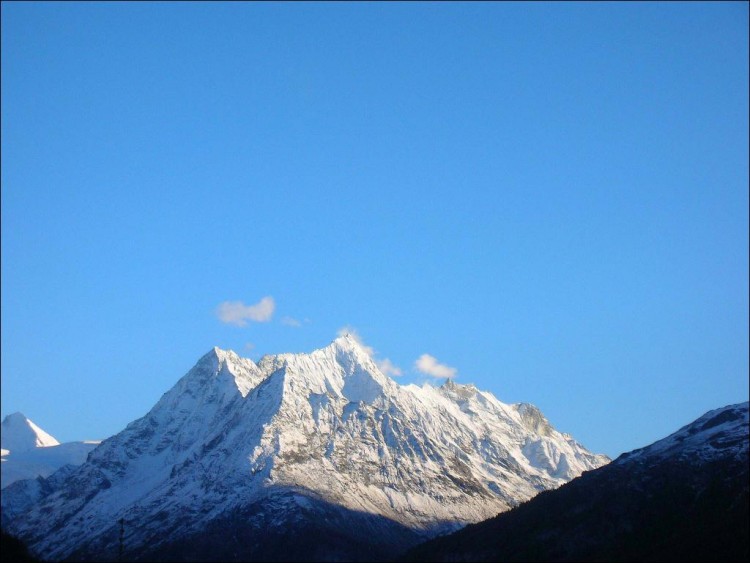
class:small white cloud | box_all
[281,316,302,327]
[336,326,375,357]
[415,354,457,379]
[244,342,255,351]
[216,296,275,327]
[377,358,403,377]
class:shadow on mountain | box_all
[402,453,749,562]
[1,530,43,562]
[61,486,435,562]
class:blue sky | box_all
[1,2,747,458]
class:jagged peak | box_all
[193,346,224,368]
[251,334,393,404]
[201,345,240,364]
[196,346,259,370]
[440,379,478,401]
[328,333,371,356]
[254,334,368,366]
[441,379,475,390]
[332,332,357,345]
[174,346,263,399]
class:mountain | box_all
[1,413,100,489]
[3,336,608,562]
[1,413,59,452]
[403,401,750,562]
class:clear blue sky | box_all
[2,2,747,459]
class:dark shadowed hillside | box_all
[403,402,749,563]
[67,492,427,563]
[1,531,42,563]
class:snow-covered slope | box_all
[615,402,748,465]
[0,413,100,489]
[4,336,608,561]
[1,441,101,489]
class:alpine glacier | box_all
[3,335,609,561]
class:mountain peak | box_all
[330,332,364,352]
[617,401,749,464]
[183,346,263,399]
[440,379,478,400]
[199,345,234,364]
[194,346,256,372]
[326,333,381,368]
[1,412,60,452]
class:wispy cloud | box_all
[337,326,375,356]
[337,326,403,377]
[377,358,403,377]
[415,354,457,379]
[281,316,302,327]
[216,296,275,327]
[244,342,255,351]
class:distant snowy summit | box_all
[1,412,60,452]
[5,335,609,562]
[0,412,100,488]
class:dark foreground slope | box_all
[1,531,42,563]
[404,402,749,563]
[64,491,426,563]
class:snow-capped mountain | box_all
[3,336,608,561]
[405,402,749,562]
[615,401,748,466]
[0,413,100,489]
[1,412,59,452]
